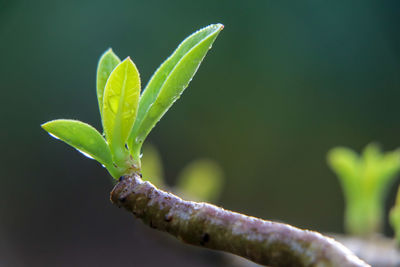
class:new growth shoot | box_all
[42,24,223,179]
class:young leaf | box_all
[128,24,224,157]
[103,57,140,158]
[41,119,113,167]
[97,49,121,118]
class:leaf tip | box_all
[99,48,120,62]
[41,121,52,131]
[124,56,132,62]
[122,57,140,72]
[208,23,224,32]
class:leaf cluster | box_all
[42,24,223,179]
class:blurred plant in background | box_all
[141,144,224,203]
[390,186,400,244]
[327,143,400,236]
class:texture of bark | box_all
[111,173,368,267]
[332,234,400,267]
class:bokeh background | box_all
[2,0,400,266]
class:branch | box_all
[332,234,400,266]
[111,173,368,267]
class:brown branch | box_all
[111,173,369,267]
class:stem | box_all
[109,146,137,178]
[128,137,142,169]
[111,173,368,267]
[130,142,142,169]
[104,163,121,179]
[344,193,382,236]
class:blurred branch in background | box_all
[332,234,400,267]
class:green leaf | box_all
[103,57,141,158]
[128,24,224,157]
[41,119,113,167]
[328,147,360,182]
[177,159,224,203]
[381,149,400,182]
[96,48,121,119]
[327,147,360,197]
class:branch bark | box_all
[110,173,368,267]
[331,234,400,267]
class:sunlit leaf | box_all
[128,24,224,157]
[103,57,140,156]
[41,119,113,166]
[177,159,224,203]
[96,48,121,119]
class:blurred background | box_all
[2,0,400,266]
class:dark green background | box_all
[1,0,400,266]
